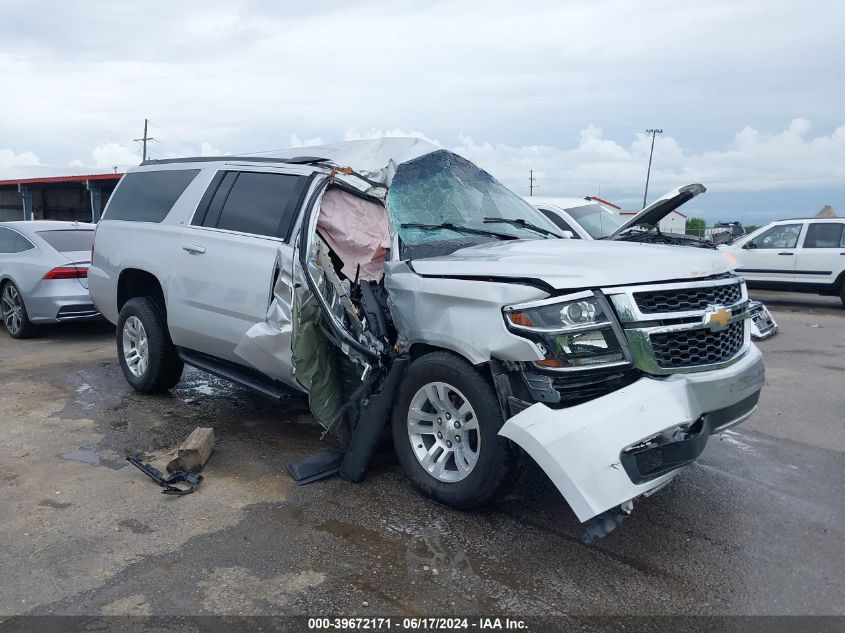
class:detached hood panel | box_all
[409,239,732,289]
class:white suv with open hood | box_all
[530,189,779,340]
[89,139,765,537]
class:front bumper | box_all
[498,344,765,522]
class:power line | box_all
[133,118,155,162]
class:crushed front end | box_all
[497,273,765,522]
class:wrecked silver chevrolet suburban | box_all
[89,138,765,533]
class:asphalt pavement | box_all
[0,290,843,621]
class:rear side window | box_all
[0,228,35,253]
[802,222,844,249]
[105,169,200,223]
[37,230,94,253]
[194,171,307,239]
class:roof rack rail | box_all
[140,155,333,167]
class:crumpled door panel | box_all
[233,247,302,392]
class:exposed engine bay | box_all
[614,228,717,249]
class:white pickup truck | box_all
[89,139,765,537]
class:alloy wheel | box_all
[407,381,481,483]
[122,316,149,377]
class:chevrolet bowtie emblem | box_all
[705,306,732,330]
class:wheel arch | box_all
[407,343,500,400]
[117,268,166,316]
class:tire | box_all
[1,281,37,339]
[391,351,517,509]
[840,283,845,308]
[116,297,183,393]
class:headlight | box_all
[504,292,630,371]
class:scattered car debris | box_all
[580,505,631,544]
[287,449,345,485]
[127,455,203,495]
[749,300,778,340]
[166,426,215,473]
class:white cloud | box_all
[0,147,41,177]
[343,127,442,147]
[69,158,85,168]
[200,141,225,156]
[450,119,845,205]
[0,0,841,218]
[91,142,139,169]
[289,133,325,148]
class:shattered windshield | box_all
[565,204,627,239]
[387,150,561,257]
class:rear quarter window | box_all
[803,222,844,249]
[37,230,94,253]
[0,227,35,253]
[194,171,308,239]
[104,169,200,223]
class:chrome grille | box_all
[650,322,744,369]
[634,282,742,314]
[750,302,776,337]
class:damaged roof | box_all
[144,138,441,188]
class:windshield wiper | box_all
[483,217,560,237]
[400,222,519,240]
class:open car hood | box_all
[607,183,705,239]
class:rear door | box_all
[167,168,310,363]
[795,220,845,287]
[735,222,803,283]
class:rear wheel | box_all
[1,281,37,339]
[840,283,845,308]
[116,297,183,393]
[392,351,517,509]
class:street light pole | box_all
[642,128,663,208]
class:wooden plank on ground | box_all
[166,427,215,473]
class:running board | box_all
[177,348,301,401]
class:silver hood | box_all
[409,238,733,290]
[607,183,705,239]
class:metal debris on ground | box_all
[126,455,203,495]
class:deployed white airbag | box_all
[317,189,391,282]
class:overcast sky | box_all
[1,0,842,224]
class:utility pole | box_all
[529,170,537,196]
[134,118,155,162]
[642,128,663,208]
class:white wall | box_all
[618,210,687,233]
[659,211,686,233]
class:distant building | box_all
[0,173,123,223]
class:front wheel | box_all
[116,297,183,393]
[840,283,845,308]
[392,351,517,509]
